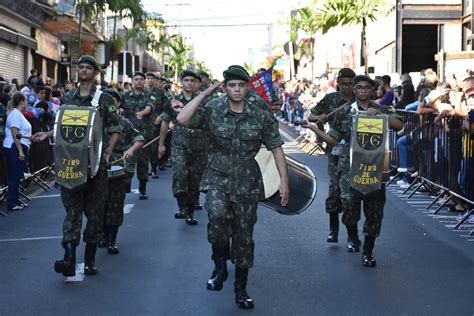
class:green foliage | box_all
[243,62,255,76]
[319,0,392,34]
[194,61,212,78]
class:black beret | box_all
[146,72,158,79]
[77,55,99,70]
[337,68,356,79]
[133,71,146,79]
[353,75,375,87]
[103,88,121,101]
[180,70,198,79]
[197,70,209,78]
[223,65,250,82]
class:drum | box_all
[107,165,125,179]
[260,155,317,216]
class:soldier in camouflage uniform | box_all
[159,70,208,225]
[145,72,166,177]
[173,65,289,309]
[99,88,144,254]
[33,56,121,277]
[302,75,403,267]
[121,72,155,199]
[307,68,356,243]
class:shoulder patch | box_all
[150,95,156,101]
[108,104,117,113]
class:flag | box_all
[249,68,273,106]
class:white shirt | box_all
[4,108,32,149]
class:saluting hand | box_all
[204,81,224,97]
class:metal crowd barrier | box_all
[387,110,473,231]
[0,138,54,217]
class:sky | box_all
[141,0,306,78]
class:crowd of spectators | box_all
[274,69,473,221]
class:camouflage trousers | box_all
[171,145,207,204]
[205,189,258,269]
[61,170,108,246]
[326,154,342,213]
[103,174,127,227]
[131,146,150,182]
[149,125,160,170]
[342,186,386,237]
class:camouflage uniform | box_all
[60,87,121,245]
[104,116,144,226]
[162,92,208,213]
[188,95,283,269]
[121,90,155,191]
[146,87,166,172]
[310,92,353,215]
[328,100,400,238]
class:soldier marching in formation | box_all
[29,53,400,310]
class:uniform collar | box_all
[73,84,97,99]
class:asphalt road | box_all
[0,135,473,315]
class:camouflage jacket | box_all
[328,100,401,157]
[146,87,166,118]
[110,116,144,160]
[121,89,155,140]
[188,95,284,202]
[61,87,121,169]
[162,92,208,151]
[247,89,278,124]
[310,91,354,124]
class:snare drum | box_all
[107,165,125,179]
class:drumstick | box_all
[110,129,172,164]
[16,133,32,140]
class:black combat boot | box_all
[98,227,109,248]
[346,226,361,253]
[207,246,229,291]
[84,243,99,275]
[362,236,377,267]
[54,242,76,277]
[174,194,187,219]
[234,267,254,309]
[139,181,148,200]
[107,226,120,255]
[327,212,339,243]
[185,205,198,225]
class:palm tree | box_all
[108,0,145,80]
[194,60,212,78]
[165,35,191,82]
[318,0,392,74]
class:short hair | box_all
[381,75,391,86]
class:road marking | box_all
[124,204,134,214]
[0,236,62,242]
[65,263,85,283]
[31,194,61,199]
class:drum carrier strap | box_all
[91,89,102,108]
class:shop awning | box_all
[0,26,37,50]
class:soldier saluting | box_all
[33,55,121,276]
[174,65,289,309]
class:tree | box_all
[318,0,392,74]
[194,60,212,78]
[164,35,191,82]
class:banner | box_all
[54,106,102,190]
[249,68,273,106]
[350,113,388,195]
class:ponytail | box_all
[7,92,26,114]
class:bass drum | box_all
[259,154,317,215]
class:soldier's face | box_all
[225,80,248,103]
[77,63,97,82]
[338,78,353,95]
[133,76,145,90]
[354,82,373,102]
[181,77,195,93]
[146,77,155,88]
[157,79,163,89]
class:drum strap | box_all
[91,90,102,108]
